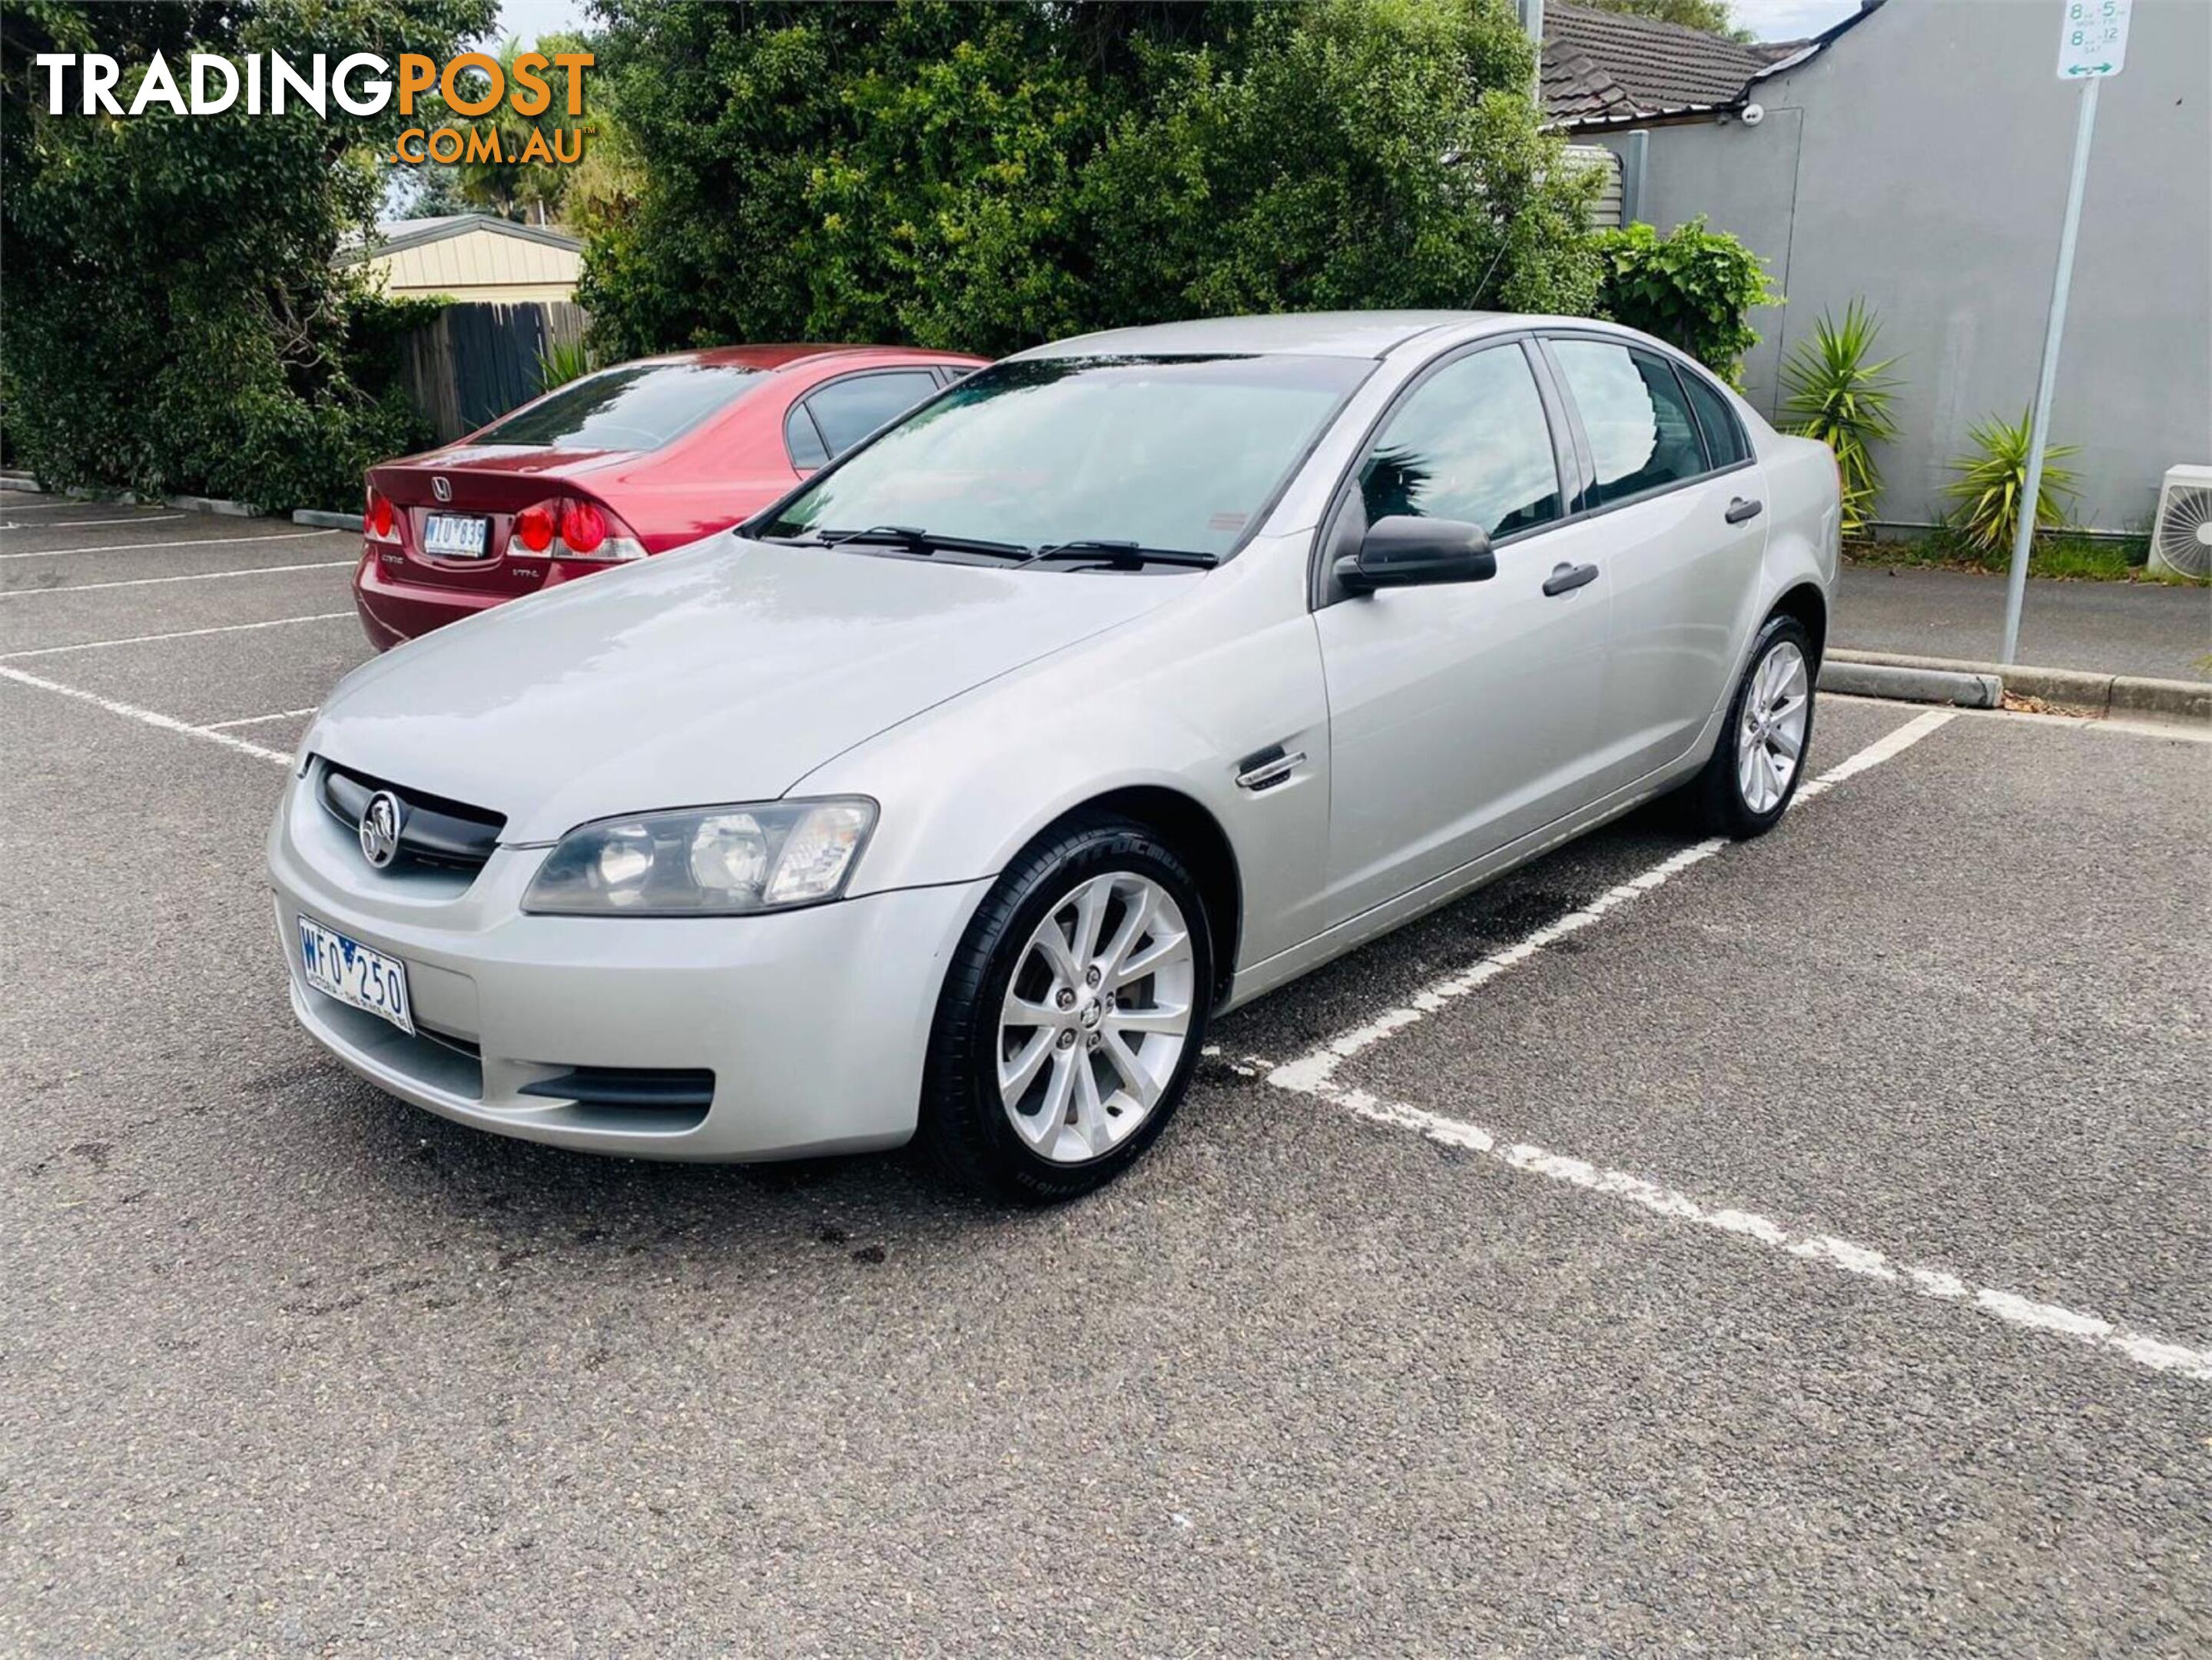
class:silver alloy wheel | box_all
[1736,639,1811,815]
[997,872,1196,1164]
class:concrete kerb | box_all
[1819,659,2002,709]
[293,509,366,532]
[1829,647,2210,725]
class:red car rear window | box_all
[475,364,761,453]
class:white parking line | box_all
[0,529,343,562]
[0,558,352,594]
[201,707,318,731]
[0,664,292,766]
[1,512,187,532]
[0,611,356,661]
[1260,709,2212,1384]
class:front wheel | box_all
[1684,613,1816,838]
[917,815,1212,1202]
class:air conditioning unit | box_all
[2148,464,2212,579]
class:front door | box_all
[1314,341,1615,927]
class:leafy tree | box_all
[1,0,496,508]
[579,0,1603,360]
[396,32,624,227]
[1085,0,1602,324]
[1578,0,1749,42]
[445,33,593,223]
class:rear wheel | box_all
[1684,613,1816,838]
[917,815,1212,1202]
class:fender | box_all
[791,533,1336,973]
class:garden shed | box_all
[343,214,583,306]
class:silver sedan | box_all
[269,311,1838,1200]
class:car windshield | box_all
[754,354,1371,560]
[473,362,761,452]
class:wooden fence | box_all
[396,301,589,443]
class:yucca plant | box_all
[1779,300,1899,538]
[1944,410,2078,558]
[536,335,597,394]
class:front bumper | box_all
[268,767,989,1160]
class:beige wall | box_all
[362,229,580,303]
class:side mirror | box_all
[1335,515,1496,595]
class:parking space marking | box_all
[0,663,292,766]
[0,611,356,661]
[0,529,343,562]
[200,707,318,730]
[0,557,351,593]
[1,512,187,532]
[1303,1091,2212,1381]
[1257,708,2212,1383]
[1268,711,1954,1096]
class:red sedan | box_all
[354,344,985,649]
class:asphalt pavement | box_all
[1836,562,2210,680]
[3,495,2207,1657]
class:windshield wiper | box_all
[818,524,1029,559]
[1025,540,1219,571]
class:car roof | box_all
[1012,311,1521,363]
[631,344,986,373]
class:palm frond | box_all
[1942,409,2078,556]
[1779,300,1900,537]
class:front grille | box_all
[319,759,506,872]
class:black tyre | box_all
[917,812,1213,1203]
[1684,613,1817,838]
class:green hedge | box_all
[1594,216,1777,384]
[579,0,1607,360]
[0,0,492,513]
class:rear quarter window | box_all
[803,370,946,456]
[474,363,761,452]
[1678,367,1751,468]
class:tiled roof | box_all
[1541,2,1811,126]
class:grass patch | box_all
[1844,526,2197,583]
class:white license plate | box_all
[298,917,415,1035]
[422,513,489,558]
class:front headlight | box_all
[521,797,877,917]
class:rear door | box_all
[1312,339,1616,925]
[1540,335,1769,792]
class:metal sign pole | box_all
[2002,0,2131,664]
[2000,76,2101,666]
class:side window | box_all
[1677,366,1749,468]
[1355,346,1562,540]
[784,403,830,470]
[804,370,943,457]
[1550,339,1710,507]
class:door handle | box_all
[1542,561,1600,597]
[1725,496,1764,524]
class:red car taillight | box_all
[514,500,556,553]
[559,498,609,555]
[365,487,397,543]
[517,495,646,563]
